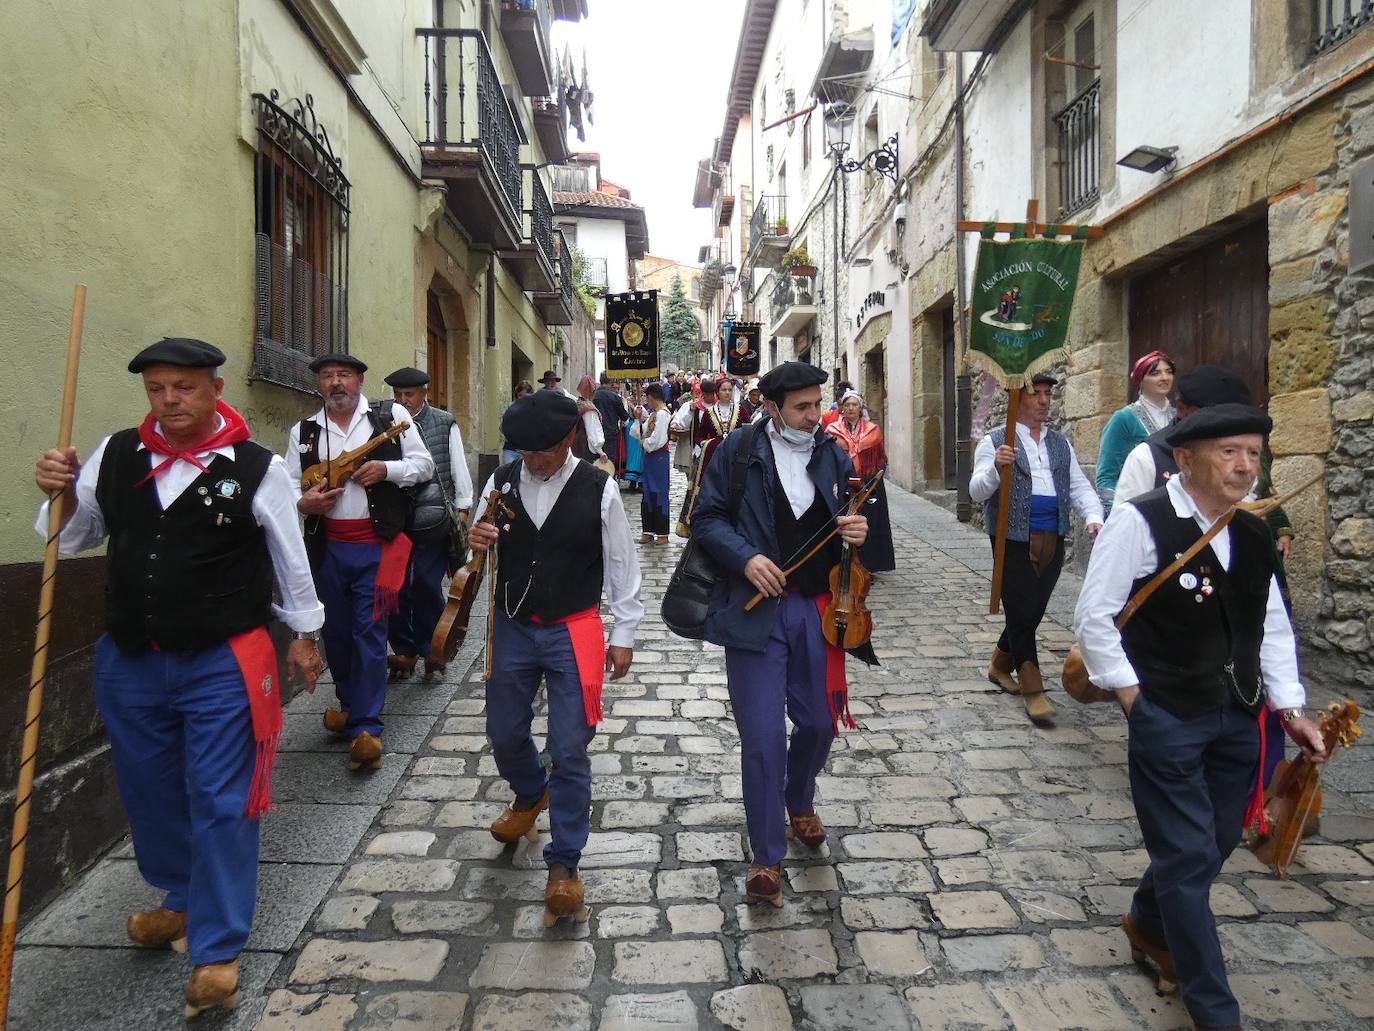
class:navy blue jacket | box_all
[692,423,857,652]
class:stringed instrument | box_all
[1251,700,1362,878]
[821,476,874,649]
[744,469,885,612]
[299,420,410,491]
[430,488,513,663]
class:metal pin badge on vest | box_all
[1179,573,1198,591]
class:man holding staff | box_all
[32,338,324,1018]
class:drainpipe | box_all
[954,55,973,523]
[831,159,840,372]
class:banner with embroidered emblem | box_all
[605,290,659,379]
[725,321,762,377]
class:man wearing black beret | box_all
[691,361,871,907]
[32,338,324,1016]
[466,389,643,927]
[1075,402,1327,1029]
[382,367,474,682]
[284,354,435,772]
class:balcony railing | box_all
[584,256,609,293]
[418,28,522,222]
[1312,0,1374,56]
[556,230,574,306]
[500,0,555,95]
[1055,78,1100,218]
[530,172,553,267]
[751,194,789,243]
[771,270,815,313]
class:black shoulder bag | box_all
[661,423,755,640]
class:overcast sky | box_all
[554,0,745,265]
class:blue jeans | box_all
[485,611,595,869]
[319,540,388,738]
[1128,692,1259,1028]
[95,635,258,965]
[724,593,835,866]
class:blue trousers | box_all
[1128,692,1259,1029]
[388,539,449,658]
[485,610,594,869]
[94,635,258,966]
[319,540,388,738]
[724,592,834,867]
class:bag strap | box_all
[727,423,756,523]
[1115,506,1237,629]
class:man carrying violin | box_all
[1074,404,1327,1031]
[691,362,869,907]
[285,354,434,772]
[467,389,643,927]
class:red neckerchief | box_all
[136,400,251,485]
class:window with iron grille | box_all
[252,91,351,393]
[1311,0,1374,58]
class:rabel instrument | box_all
[429,488,513,664]
[821,476,875,650]
[299,420,410,492]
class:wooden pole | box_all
[989,386,1021,615]
[0,284,87,1028]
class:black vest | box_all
[1119,488,1274,718]
[1144,424,1180,489]
[773,466,838,598]
[96,429,274,653]
[299,403,409,561]
[494,458,608,621]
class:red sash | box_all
[531,606,606,726]
[225,626,281,820]
[326,518,413,619]
[814,594,859,736]
[1244,709,1269,836]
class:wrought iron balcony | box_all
[418,28,523,250]
[499,0,555,96]
[1312,0,1374,56]
[535,228,576,325]
[532,95,570,162]
[1055,78,1100,218]
[749,194,791,268]
[713,173,736,229]
[768,270,817,339]
[503,169,556,293]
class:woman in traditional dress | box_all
[825,389,896,573]
[621,381,644,492]
[1095,350,1175,514]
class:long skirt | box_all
[672,433,692,473]
[623,426,643,485]
[641,449,671,536]
[859,478,896,572]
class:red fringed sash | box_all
[1244,708,1269,836]
[813,594,859,736]
[532,606,606,726]
[226,626,280,820]
[325,518,413,619]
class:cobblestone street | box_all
[11,473,1374,1031]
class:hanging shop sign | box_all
[725,321,762,377]
[605,290,660,379]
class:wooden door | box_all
[941,306,957,489]
[426,290,449,411]
[1128,219,1269,405]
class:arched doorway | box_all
[427,290,450,412]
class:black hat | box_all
[384,367,430,388]
[539,369,561,384]
[501,390,580,451]
[700,377,717,395]
[128,337,226,373]
[758,361,828,403]
[645,382,665,401]
[1176,365,1250,408]
[1030,372,1057,387]
[1165,403,1272,448]
[308,353,368,374]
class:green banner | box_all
[968,235,1085,385]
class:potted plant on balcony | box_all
[782,247,816,278]
[774,216,788,236]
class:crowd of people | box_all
[29,338,1330,1030]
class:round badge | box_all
[1195,593,1205,603]
[1179,573,1198,591]
[622,321,645,347]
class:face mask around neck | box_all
[773,417,813,447]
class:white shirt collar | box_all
[135,413,233,459]
[1140,396,1170,416]
[1166,473,1221,529]
[314,394,374,434]
[766,418,816,455]
[520,449,578,486]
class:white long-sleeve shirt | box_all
[440,418,474,511]
[970,422,1105,526]
[284,396,435,519]
[1072,474,1304,709]
[629,406,670,452]
[767,420,820,519]
[36,423,324,632]
[1113,438,1261,512]
[581,408,605,457]
[472,451,643,648]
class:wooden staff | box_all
[988,385,1021,616]
[0,284,87,1027]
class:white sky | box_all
[554,0,745,265]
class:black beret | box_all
[1176,365,1250,408]
[501,390,580,451]
[758,361,828,402]
[128,337,225,373]
[1030,372,1057,387]
[1165,403,1272,447]
[384,367,430,388]
[700,377,718,395]
[645,382,665,401]
[309,353,368,374]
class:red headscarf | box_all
[1130,350,1173,391]
[577,374,597,400]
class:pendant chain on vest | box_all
[499,473,535,620]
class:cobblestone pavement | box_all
[11,472,1374,1030]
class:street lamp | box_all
[825,101,899,183]
[825,101,855,155]
[1118,144,1178,175]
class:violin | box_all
[429,488,512,664]
[300,420,410,491]
[1251,700,1361,878]
[821,476,874,650]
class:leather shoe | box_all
[1017,662,1055,724]
[422,657,446,682]
[543,865,588,926]
[323,708,349,737]
[1122,913,1177,994]
[348,731,382,771]
[387,654,417,681]
[988,647,1020,694]
[127,906,187,953]
[491,789,549,843]
[184,959,240,1018]
[745,862,783,907]
[787,812,826,848]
